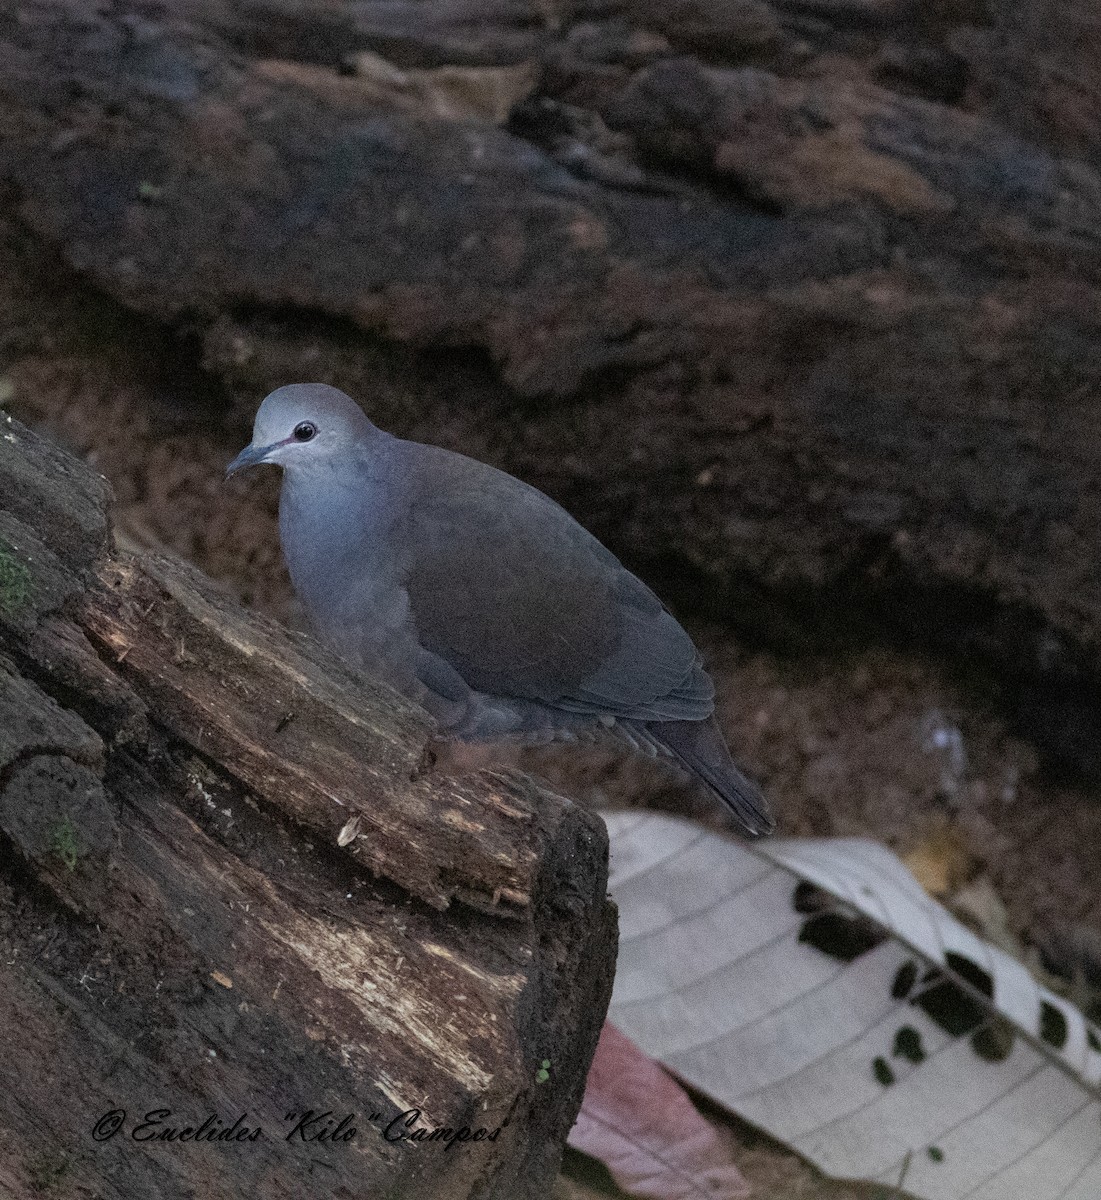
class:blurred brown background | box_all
[2,1,1100,1193]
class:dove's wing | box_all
[399,442,714,723]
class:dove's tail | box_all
[644,717,775,837]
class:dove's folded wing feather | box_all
[402,444,713,723]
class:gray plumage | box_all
[227,383,773,836]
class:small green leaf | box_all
[0,541,32,616]
[50,816,81,872]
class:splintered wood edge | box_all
[80,554,546,913]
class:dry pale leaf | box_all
[902,825,975,898]
[568,1021,750,1200]
[603,811,1101,1200]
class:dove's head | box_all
[226,384,377,479]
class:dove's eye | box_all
[293,422,317,442]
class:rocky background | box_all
[2,0,1101,1195]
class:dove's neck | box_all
[278,445,405,631]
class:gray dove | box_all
[227,383,773,836]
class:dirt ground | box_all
[3,246,1100,1199]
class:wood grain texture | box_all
[0,413,617,1200]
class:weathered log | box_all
[0,410,617,1200]
[2,0,1101,779]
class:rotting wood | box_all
[0,412,617,1200]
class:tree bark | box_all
[0,412,617,1200]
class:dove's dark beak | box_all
[225,441,280,479]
